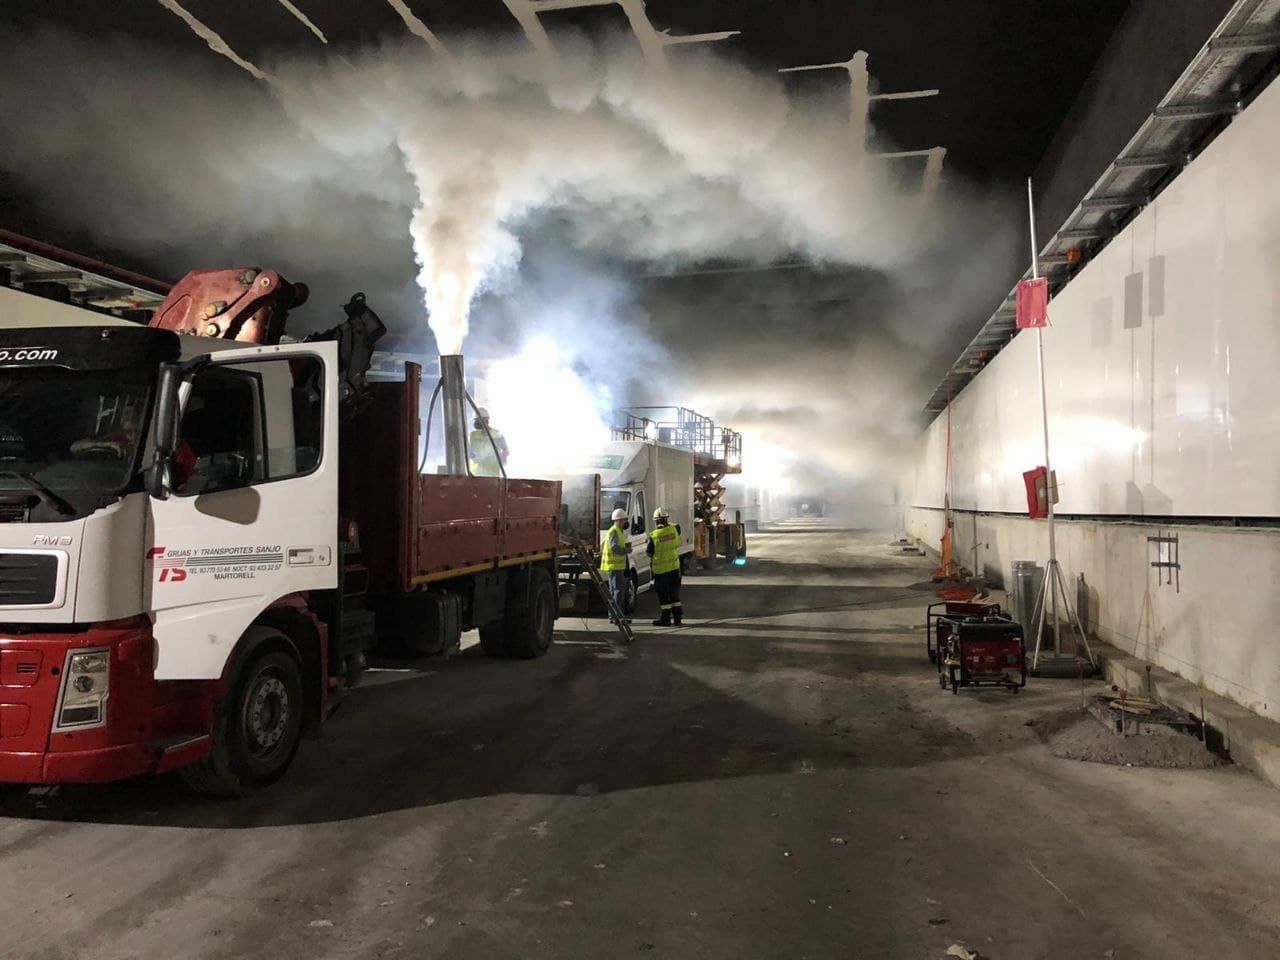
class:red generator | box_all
[937,615,1026,694]
[926,600,1002,664]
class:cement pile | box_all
[1044,716,1221,769]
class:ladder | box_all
[568,537,634,645]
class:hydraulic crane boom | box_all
[148,266,310,345]
[148,266,387,401]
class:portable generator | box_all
[937,614,1026,694]
[925,600,1002,664]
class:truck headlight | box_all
[57,648,109,728]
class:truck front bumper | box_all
[0,620,217,784]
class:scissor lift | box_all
[614,406,746,568]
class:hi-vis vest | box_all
[469,428,504,476]
[649,524,681,575]
[601,523,628,572]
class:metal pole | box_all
[1028,178,1060,656]
[439,354,470,476]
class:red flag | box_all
[1022,467,1048,518]
[1016,277,1049,329]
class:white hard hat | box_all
[653,506,670,520]
[476,407,489,420]
[611,508,627,521]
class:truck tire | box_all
[483,568,555,660]
[478,622,508,658]
[180,639,304,797]
[507,568,556,659]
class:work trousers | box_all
[654,569,682,619]
[608,569,632,618]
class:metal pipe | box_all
[439,354,469,475]
[1029,177,1061,656]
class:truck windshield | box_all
[0,367,153,521]
[600,489,630,531]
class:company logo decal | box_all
[0,347,58,362]
[148,545,285,583]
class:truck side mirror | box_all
[146,362,183,500]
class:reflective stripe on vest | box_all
[650,525,681,575]
[601,523,628,571]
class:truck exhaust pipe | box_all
[439,353,469,476]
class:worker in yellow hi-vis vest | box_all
[646,506,683,626]
[468,407,508,477]
[601,507,633,623]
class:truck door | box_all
[631,488,651,583]
[146,342,339,680]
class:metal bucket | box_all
[1010,560,1045,639]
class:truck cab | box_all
[0,274,561,795]
[0,317,341,789]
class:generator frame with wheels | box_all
[926,599,1002,664]
[937,614,1027,695]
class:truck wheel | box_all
[503,568,556,659]
[478,623,508,658]
[180,640,304,797]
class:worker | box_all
[646,506,683,626]
[468,407,508,477]
[601,507,633,623]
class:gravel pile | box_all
[1045,716,1221,769]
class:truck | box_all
[558,407,746,613]
[0,265,562,795]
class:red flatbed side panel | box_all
[416,475,502,578]
[501,478,562,558]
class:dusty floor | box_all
[3,522,1280,959]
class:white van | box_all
[595,438,695,587]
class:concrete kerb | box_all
[905,533,1280,791]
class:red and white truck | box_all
[0,267,561,794]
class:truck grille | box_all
[0,553,59,605]
[0,503,28,523]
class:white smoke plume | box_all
[267,36,941,354]
[0,27,1015,522]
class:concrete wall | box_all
[910,71,1280,720]
[915,72,1280,519]
[906,507,1280,720]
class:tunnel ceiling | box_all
[2,0,1128,271]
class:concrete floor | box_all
[3,523,1280,959]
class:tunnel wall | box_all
[904,508,1280,719]
[907,73,1280,719]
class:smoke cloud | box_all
[267,35,942,354]
[0,26,1018,524]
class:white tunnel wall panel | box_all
[913,74,1280,519]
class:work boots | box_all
[673,609,683,626]
[652,612,672,627]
